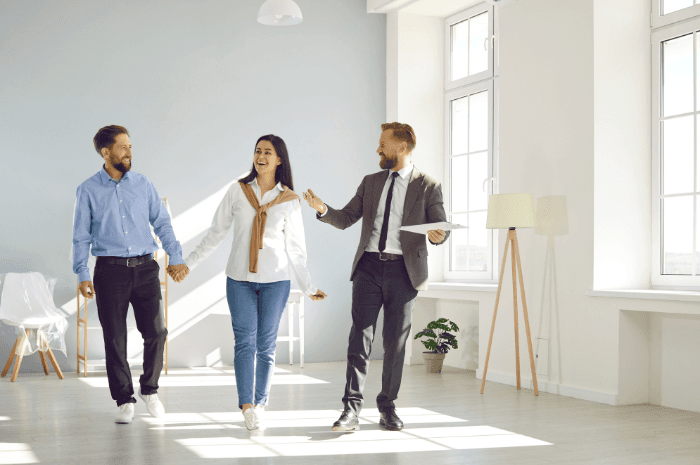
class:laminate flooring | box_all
[1,361,700,464]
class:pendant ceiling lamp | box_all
[257,0,303,26]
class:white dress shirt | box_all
[184,178,318,296]
[365,163,413,255]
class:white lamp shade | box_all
[257,0,303,26]
[535,195,568,236]
[486,193,537,229]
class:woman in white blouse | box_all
[181,135,326,431]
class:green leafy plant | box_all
[414,318,459,354]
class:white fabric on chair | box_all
[0,272,68,357]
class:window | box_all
[444,4,498,282]
[445,3,496,90]
[651,15,700,287]
[652,0,700,28]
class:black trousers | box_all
[93,259,167,406]
[342,252,419,414]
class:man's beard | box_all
[379,154,396,170]
[113,160,131,173]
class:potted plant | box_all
[414,318,459,374]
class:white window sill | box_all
[428,282,498,292]
[417,282,499,300]
[585,289,700,303]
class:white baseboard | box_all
[476,369,619,406]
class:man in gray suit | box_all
[302,122,449,432]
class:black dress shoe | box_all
[379,407,404,431]
[332,410,360,431]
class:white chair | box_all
[277,290,305,368]
[0,272,67,381]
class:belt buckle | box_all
[378,252,388,261]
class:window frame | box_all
[652,0,700,29]
[651,16,700,288]
[443,79,497,282]
[444,3,495,91]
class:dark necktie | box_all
[378,172,399,253]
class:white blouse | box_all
[184,178,318,296]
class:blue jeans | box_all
[226,278,291,409]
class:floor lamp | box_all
[535,195,568,385]
[480,193,539,395]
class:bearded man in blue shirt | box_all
[72,125,188,424]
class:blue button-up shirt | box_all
[72,167,184,283]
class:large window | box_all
[652,15,700,287]
[444,3,498,282]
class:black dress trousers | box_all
[93,259,167,406]
[342,252,419,414]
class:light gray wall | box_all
[0,0,386,372]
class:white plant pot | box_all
[422,352,446,374]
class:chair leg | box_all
[39,351,50,375]
[45,348,64,380]
[2,336,20,378]
[11,353,24,382]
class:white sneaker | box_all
[115,403,135,424]
[138,388,165,418]
[243,408,259,430]
[254,405,267,431]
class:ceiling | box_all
[401,0,485,17]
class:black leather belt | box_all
[365,251,403,261]
[97,254,154,267]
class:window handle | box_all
[483,177,495,192]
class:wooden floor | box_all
[1,361,700,464]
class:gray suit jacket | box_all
[317,166,449,291]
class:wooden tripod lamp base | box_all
[480,193,539,396]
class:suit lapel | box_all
[370,170,389,220]
[402,166,424,225]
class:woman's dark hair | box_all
[239,134,294,191]
[93,125,129,156]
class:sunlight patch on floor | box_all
[0,443,39,464]
[170,409,551,459]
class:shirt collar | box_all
[100,165,130,184]
[388,163,413,180]
[250,177,284,192]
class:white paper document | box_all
[399,222,467,235]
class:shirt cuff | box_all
[167,254,185,266]
[184,255,197,271]
[78,270,91,284]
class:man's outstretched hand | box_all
[302,189,326,214]
[167,264,189,283]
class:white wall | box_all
[0,0,386,373]
[593,0,651,289]
[490,0,619,399]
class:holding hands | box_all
[310,289,327,302]
[167,264,189,283]
[79,280,96,299]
